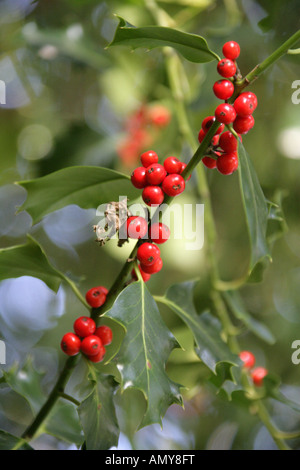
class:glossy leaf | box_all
[0,236,63,292]
[238,143,271,279]
[109,16,219,63]
[0,430,33,451]
[18,166,139,224]
[223,290,275,345]
[157,281,239,373]
[105,281,183,428]
[78,366,119,450]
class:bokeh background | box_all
[0,0,300,450]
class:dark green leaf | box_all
[109,16,219,63]
[4,358,83,445]
[0,430,34,450]
[238,142,272,280]
[223,290,275,345]
[78,366,119,450]
[17,166,139,224]
[158,281,239,373]
[105,281,183,428]
[0,236,63,292]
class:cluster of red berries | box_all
[131,150,189,206]
[239,350,268,387]
[199,41,258,175]
[61,316,112,363]
[117,104,171,167]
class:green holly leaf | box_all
[4,358,83,445]
[156,281,239,373]
[78,365,119,450]
[105,281,183,428]
[17,166,139,224]
[238,143,272,281]
[0,235,63,292]
[108,16,219,63]
[0,430,34,450]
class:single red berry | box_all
[131,167,147,189]
[74,317,96,338]
[216,152,238,175]
[162,174,185,197]
[233,115,255,134]
[163,156,182,174]
[81,335,102,357]
[131,265,151,282]
[180,163,191,180]
[142,186,164,206]
[137,242,160,266]
[127,216,148,239]
[149,223,170,244]
[201,116,224,135]
[147,105,171,127]
[239,351,256,369]
[215,103,236,124]
[211,135,220,146]
[140,257,163,274]
[202,156,217,169]
[95,326,113,346]
[146,163,167,185]
[213,79,235,100]
[61,333,81,356]
[87,345,106,363]
[219,131,238,153]
[140,150,159,168]
[217,58,236,78]
[251,367,268,387]
[198,128,206,143]
[222,41,240,60]
[86,287,107,309]
[234,95,255,116]
[240,91,258,111]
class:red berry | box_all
[61,333,81,356]
[239,351,256,369]
[127,216,148,239]
[198,128,206,143]
[213,79,235,100]
[240,91,257,111]
[202,156,217,169]
[201,116,224,135]
[140,150,159,168]
[131,167,147,189]
[87,345,106,363]
[217,58,236,78]
[163,156,182,174]
[146,163,167,185]
[140,257,163,274]
[215,103,236,124]
[142,186,164,206]
[131,265,151,282]
[162,174,185,197]
[179,163,191,181]
[97,286,109,296]
[233,115,255,134]
[149,223,170,244]
[222,41,240,60]
[137,242,160,266]
[74,316,96,338]
[211,135,220,146]
[216,152,238,175]
[219,131,238,153]
[95,326,113,346]
[81,335,102,357]
[251,367,268,387]
[86,287,107,309]
[147,105,171,127]
[234,95,255,116]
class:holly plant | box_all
[0,0,300,451]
